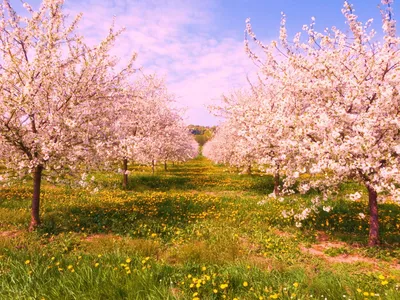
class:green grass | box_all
[1,157,399,299]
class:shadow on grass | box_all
[116,173,277,195]
[38,194,215,239]
[125,175,195,191]
[301,199,400,246]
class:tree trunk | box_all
[367,185,379,246]
[274,172,280,196]
[244,164,251,174]
[122,158,128,189]
[29,165,43,231]
[152,160,155,175]
[164,161,167,171]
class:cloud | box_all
[65,0,258,125]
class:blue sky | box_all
[12,0,400,125]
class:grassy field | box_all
[0,156,399,299]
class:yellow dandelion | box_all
[243,281,249,287]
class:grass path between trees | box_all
[1,156,399,299]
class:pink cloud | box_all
[65,0,258,125]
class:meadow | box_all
[0,156,399,300]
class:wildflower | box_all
[220,283,228,289]
[201,266,206,271]
[126,258,131,263]
[213,289,218,293]
[381,280,389,285]
[293,282,299,288]
[25,260,30,265]
[243,281,249,287]
[94,263,99,267]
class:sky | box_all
[13,0,400,125]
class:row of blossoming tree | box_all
[0,0,198,230]
[204,0,400,246]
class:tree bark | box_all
[367,184,379,246]
[122,158,128,189]
[244,164,251,174]
[274,172,280,196]
[29,165,43,231]
[164,161,167,171]
[152,160,155,175]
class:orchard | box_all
[0,0,399,299]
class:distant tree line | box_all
[188,125,217,146]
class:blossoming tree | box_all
[0,0,135,230]
[244,0,400,245]
[100,74,197,185]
